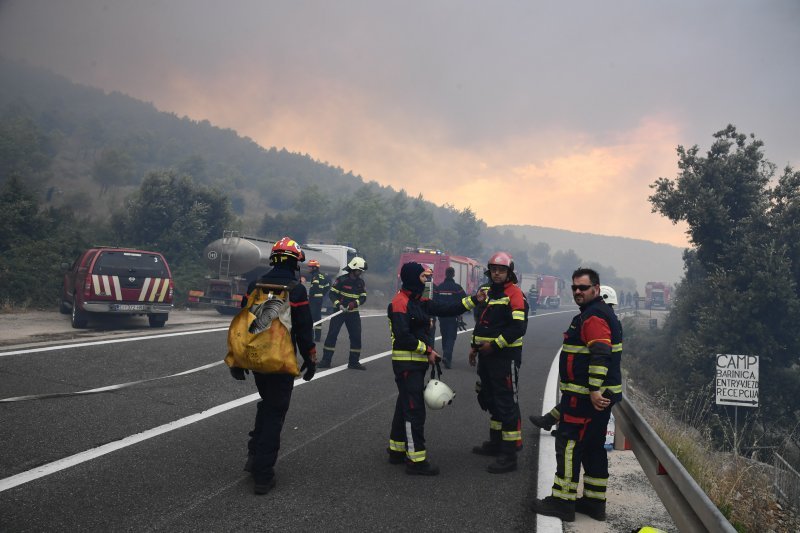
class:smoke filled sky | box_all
[2,1,799,247]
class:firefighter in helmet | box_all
[318,257,368,370]
[307,259,330,342]
[228,237,316,495]
[469,252,529,473]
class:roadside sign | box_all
[715,354,759,407]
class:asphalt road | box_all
[0,307,575,532]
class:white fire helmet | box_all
[424,379,455,410]
[600,285,618,306]
[347,256,367,271]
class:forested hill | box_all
[1,57,680,305]
[496,225,685,287]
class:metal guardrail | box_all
[614,399,737,532]
[774,453,800,511]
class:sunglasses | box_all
[571,284,594,292]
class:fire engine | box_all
[395,247,483,294]
[536,275,566,308]
[645,281,672,309]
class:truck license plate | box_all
[113,304,146,311]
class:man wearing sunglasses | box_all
[532,267,622,522]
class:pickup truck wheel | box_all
[71,299,88,328]
[148,314,167,328]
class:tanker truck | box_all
[191,232,348,314]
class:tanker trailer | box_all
[195,233,341,314]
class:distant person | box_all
[307,259,330,341]
[432,266,467,369]
[387,262,479,475]
[469,252,529,474]
[527,287,539,315]
[633,290,640,310]
[225,237,317,495]
[318,257,368,370]
[532,269,622,522]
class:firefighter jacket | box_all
[309,271,330,300]
[388,288,474,362]
[433,277,466,305]
[242,267,316,364]
[471,280,529,358]
[559,296,622,400]
[330,273,367,312]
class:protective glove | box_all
[301,360,316,381]
[229,367,248,380]
[456,316,467,332]
[347,301,356,311]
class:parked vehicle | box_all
[645,281,671,309]
[61,247,174,328]
[536,275,566,308]
[190,231,350,315]
[395,247,483,294]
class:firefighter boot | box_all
[405,460,440,476]
[471,429,502,456]
[253,477,276,495]
[529,412,557,431]
[531,496,576,522]
[487,441,517,474]
[317,349,333,369]
[576,496,607,521]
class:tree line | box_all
[626,125,800,451]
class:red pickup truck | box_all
[61,247,174,328]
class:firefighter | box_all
[387,261,481,475]
[228,237,317,495]
[307,259,330,342]
[529,284,620,432]
[318,257,368,370]
[469,252,529,474]
[432,266,467,369]
[532,268,622,522]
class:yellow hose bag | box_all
[224,284,299,376]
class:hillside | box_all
[495,224,685,289]
[0,57,686,293]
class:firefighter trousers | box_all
[438,317,458,365]
[309,297,323,341]
[322,311,362,365]
[582,401,612,501]
[248,372,294,483]
[550,393,611,502]
[476,355,522,446]
[388,361,428,462]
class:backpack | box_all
[224,282,299,376]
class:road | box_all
[0,307,574,532]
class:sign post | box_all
[715,354,759,455]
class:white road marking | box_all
[0,309,569,492]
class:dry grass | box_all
[629,387,800,532]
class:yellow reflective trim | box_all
[562,344,591,354]
[474,336,497,343]
[555,475,579,490]
[583,475,608,487]
[588,377,604,387]
[490,420,502,430]
[552,489,577,501]
[331,288,361,299]
[583,489,606,500]
[602,385,623,393]
[392,354,429,362]
[462,296,475,310]
[560,382,590,395]
[502,431,521,441]
[406,449,426,462]
[589,365,608,375]
[487,297,510,305]
[496,335,508,349]
[389,440,406,452]
[512,310,525,320]
[565,439,575,488]
[612,343,623,352]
